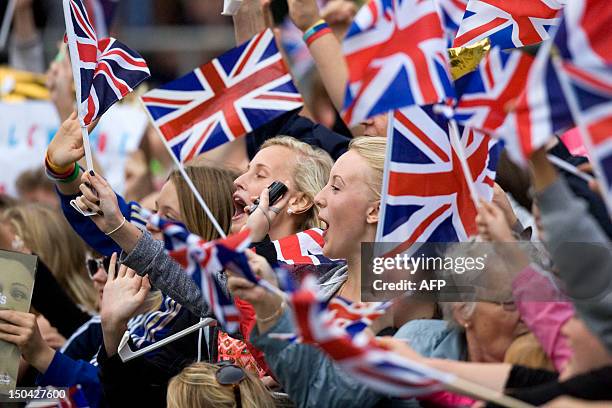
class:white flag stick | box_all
[546,153,595,184]
[551,54,612,216]
[448,119,480,209]
[139,99,227,238]
[0,0,16,51]
[375,110,394,243]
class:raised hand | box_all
[286,0,323,32]
[476,199,516,242]
[242,185,290,242]
[75,170,123,233]
[46,112,85,169]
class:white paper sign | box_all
[0,101,147,197]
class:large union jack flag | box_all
[342,0,455,126]
[282,275,453,397]
[377,106,500,255]
[141,29,303,163]
[62,0,150,126]
[454,47,535,134]
[453,0,564,50]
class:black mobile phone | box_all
[252,181,288,209]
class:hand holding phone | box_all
[248,181,288,214]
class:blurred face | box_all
[146,180,181,240]
[460,301,528,362]
[314,150,379,260]
[561,318,612,377]
[90,260,108,305]
[232,145,297,232]
[0,260,34,311]
[360,113,388,137]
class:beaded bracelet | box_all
[303,19,332,46]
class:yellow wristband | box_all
[45,152,74,174]
[303,19,326,35]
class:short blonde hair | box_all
[348,137,387,199]
[167,362,275,408]
[260,136,333,230]
[1,204,98,312]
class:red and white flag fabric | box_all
[62,0,150,126]
[453,0,564,49]
[272,228,337,265]
[342,0,455,126]
[141,29,303,163]
[287,275,453,397]
[454,47,535,134]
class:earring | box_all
[287,208,294,215]
[463,323,471,329]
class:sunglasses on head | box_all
[86,256,117,278]
[215,361,246,408]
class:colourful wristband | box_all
[57,163,81,183]
[45,152,74,174]
[303,20,331,46]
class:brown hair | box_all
[169,165,236,240]
[167,362,275,408]
[1,204,98,312]
[260,136,333,230]
[15,167,55,196]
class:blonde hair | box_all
[348,137,387,199]
[169,165,237,241]
[1,204,98,312]
[260,136,333,230]
[167,362,275,408]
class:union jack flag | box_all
[454,47,535,134]
[377,106,500,255]
[62,0,150,126]
[436,0,468,46]
[342,0,455,126]
[142,210,246,332]
[272,228,338,265]
[84,0,118,37]
[141,29,303,163]
[453,0,564,50]
[284,275,453,397]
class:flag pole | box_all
[139,98,227,238]
[0,0,16,51]
[550,54,612,216]
[445,377,535,408]
[375,110,394,243]
[448,119,480,208]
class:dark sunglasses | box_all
[215,362,246,408]
[86,256,117,278]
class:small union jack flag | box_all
[342,0,455,126]
[377,106,500,255]
[272,228,338,265]
[141,210,245,332]
[62,0,150,126]
[284,275,453,397]
[141,28,303,163]
[453,0,564,50]
[454,47,535,134]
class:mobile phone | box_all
[249,181,288,212]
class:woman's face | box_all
[90,261,108,305]
[232,145,297,231]
[464,301,528,362]
[314,150,379,260]
[0,260,34,311]
[146,180,182,240]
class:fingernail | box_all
[95,200,100,205]
[89,170,95,176]
[87,207,93,212]
[97,210,104,216]
[85,182,92,188]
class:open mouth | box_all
[232,194,248,221]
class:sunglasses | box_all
[215,362,246,408]
[86,256,117,278]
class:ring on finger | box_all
[269,206,281,214]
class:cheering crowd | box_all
[1,0,611,407]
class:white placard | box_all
[0,101,147,197]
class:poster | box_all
[0,101,148,197]
[0,250,37,395]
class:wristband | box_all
[105,217,127,236]
[257,301,285,323]
[45,152,74,174]
[46,162,81,183]
[303,20,332,46]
